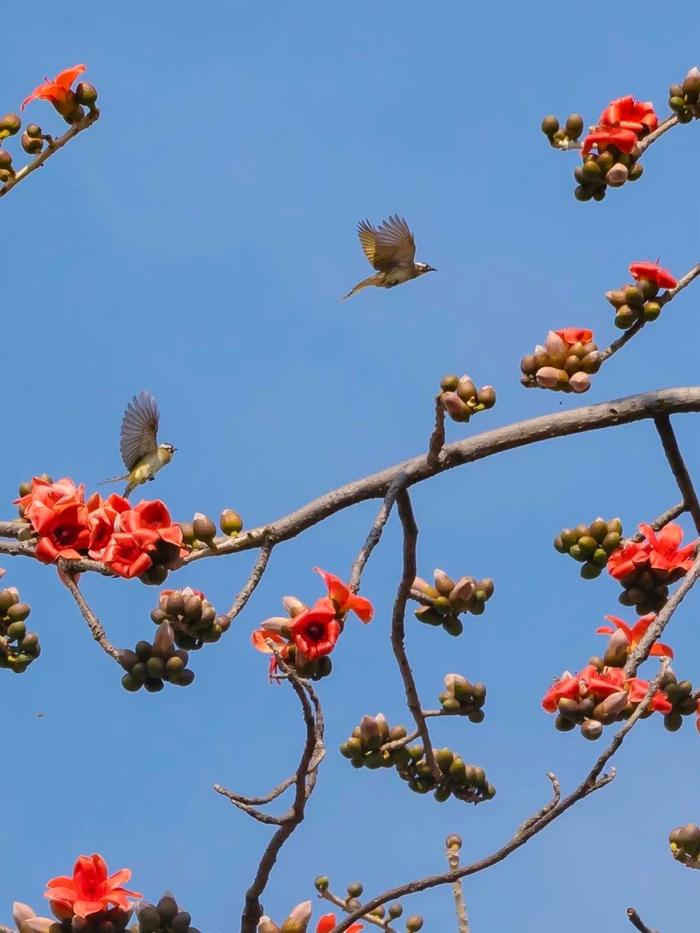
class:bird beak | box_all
[426,265,437,272]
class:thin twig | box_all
[333,663,669,932]
[601,264,700,362]
[225,541,274,622]
[631,502,685,542]
[427,395,446,468]
[653,415,700,533]
[214,742,324,807]
[626,907,660,933]
[0,108,100,200]
[637,113,679,153]
[319,890,397,932]
[349,472,407,592]
[515,772,561,836]
[56,560,120,661]
[445,842,469,933]
[391,490,440,781]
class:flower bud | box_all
[261,617,288,635]
[21,132,42,154]
[433,569,455,596]
[477,385,496,408]
[0,113,21,138]
[359,714,382,749]
[565,114,584,138]
[314,876,329,893]
[440,374,459,391]
[448,576,474,611]
[258,919,281,933]
[440,392,470,421]
[193,513,217,543]
[569,371,591,393]
[282,596,306,617]
[593,690,628,721]
[74,82,98,106]
[220,508,243,535]
[606,163,629,186]
[285,901,312,932]
[683,66,700,95]
[535,366,562,389]
[456,376,477,401]
[581,718,603,740]
[541,115,559,137]
[153,621,175,658]
[603,628,629,667]
[544,330,566,360]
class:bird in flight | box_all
[101,391,176,498]
[342,215,436,300]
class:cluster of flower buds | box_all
[135,893,201,933]
[554,517,623,580]
[668,67,700,123]
[605,261,677,330]
[608,523,697,614]
[340,714,495,803]
[658,669,700,732]
[438,673,486,721]
[180,508,243,549]
[520,328,601,393]
[118,623,195,693]
[257,901,313,933]
[412,569,494,635]
[151,587,229,650]
[669,824,700,868]
[438,375,496,423]
[541,113,584,148]
[313,878,414,931]
[0,583,39,674]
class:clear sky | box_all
[2,3,700,931]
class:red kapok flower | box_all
[607,539,649,580]
[542,670,581,712]
[251,627,293,679]
[554,328,593,345]
[102,528,159,578]
[16,476,84,523]
[44,853,140,920]
[21,64,86,111]
[599,96,658,134]
[638,523,697,574]
[31,503,91,563]
[317,914,364,933]
[625,677,673,714]
[87,493,131,559]
[596,613,673,658]
[583,663,627,700]
[582,126,638,155]
[314,567,373,623]
[289,599,341,660]
[629,261,677,290]
[119,500,183,549]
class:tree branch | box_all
[390,490,440,780]
[319,890,397,932]
[333,663,668,932]
[225,542,274,622]
[631,501,686,542]
[349,472,408,592]
[626,907,660,933]
[0,108,100,200]
[653,415,700,533]
[427,395,446,468]
[56,560,120,661]
[445,841,469,933]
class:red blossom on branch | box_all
[629,261,677,290]
[596,613,674,658]
[31,503,91,563]
[625,677,673,713]
[119,500,184,550]
[102,528,159,578]
[554,327,593,345]
[289,598,341,660]
[316,915,363,933]
[21,64,86,113]
[638,522,697,573]
[606,538,649,580]
[314,567,374,622]
[582,126,638,155]
[599,96,658,134]
[44,853,140,920]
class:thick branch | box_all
[391,490,439,780]
[0,108,100,200]
[56,561,120,661]
[333,664,668,932]
[626,907,660,933]
[653,415,700,533]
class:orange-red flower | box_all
[542,670,581,712]
[638,523,697,574]
[599,96,658,134]
[251,627,294,679]
[120,500,183,549]
[31,502,91,563]
[554,328,593,345]
[607,539,649,581]
[582,126,638,155]
[629,261,677,290]
[542,664,626,712]
[102,528,159,578]
[16,476,84,522]
[87,493,130,559]
[21,64,86,113]
[317,914,363,933]
[289,599,341,659]
[44,853,140,920]
[596,613,673,658]
[626,677,672,714]
[314,567,373,623]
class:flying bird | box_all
[101,391,176,498]
[342,215,436,300]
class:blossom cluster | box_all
[520,328,601,393]
[16,477,185,581]
[252,568,373,679]
[151,587,228,650]
[554,516,623,579]
[438,672,487,720]
[412,568,494,635]
[605,261,677,330]
[0,582,39,674]
[437,374,496,423]
[668,66,700,123]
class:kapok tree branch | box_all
[653,415,700,533]
[319,889,397,932]
[349,472,408,592]
[0,108,100,200]
[239,671,323,933]
[391,490,440,781]
[225,542,274,622]
[626,907,660,933]
[333,663,669,932]
[56,560,120,661]
[631,501,685,541]
[427,395,446,468]
[445,840,470,933]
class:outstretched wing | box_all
[120,391,159,471]
[357,215,416,271]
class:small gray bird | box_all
[102,391,176,498]
[342,215,436,300]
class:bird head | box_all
[416,263,436,275]
[159,443,177,462]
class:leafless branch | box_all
[225,542,274,622]
[349,472,408,592]
[391,490,440,781]
[653,415,700,533]
[626,907,660,933]
[445,841,469,933]
[637,113,679,153]
[515,772,561,836]
[333,663,669,932]
[427,395,446,468]
[56,560,120,661]
[631,502,686,542]
[0,108,100,200]
[319,890,397,932]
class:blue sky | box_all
[2,2,700,931]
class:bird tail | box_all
[122,481,135,499]
[341,275,381,301]
[98,473,129,487]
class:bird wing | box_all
[357,215,416,271]
[120,391,159,471]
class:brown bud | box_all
[476,385,496,408]
[433,569,455,596]
[192,512,216,543]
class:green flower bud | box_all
[664,711,683,732]
[614,305,636,329]
[388,903,403,918]
[643,301,661,322]
[346,881,363,897]
[121,673,141,692]
[574,185,592,202]
[74,82,98,106]
[0,113,20,136]
[6,620,26,640]
[580,561,602,580]
[220,508,243,535]
[314,875,330,893]
[670,95,687,112]
[628,161,644,181]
